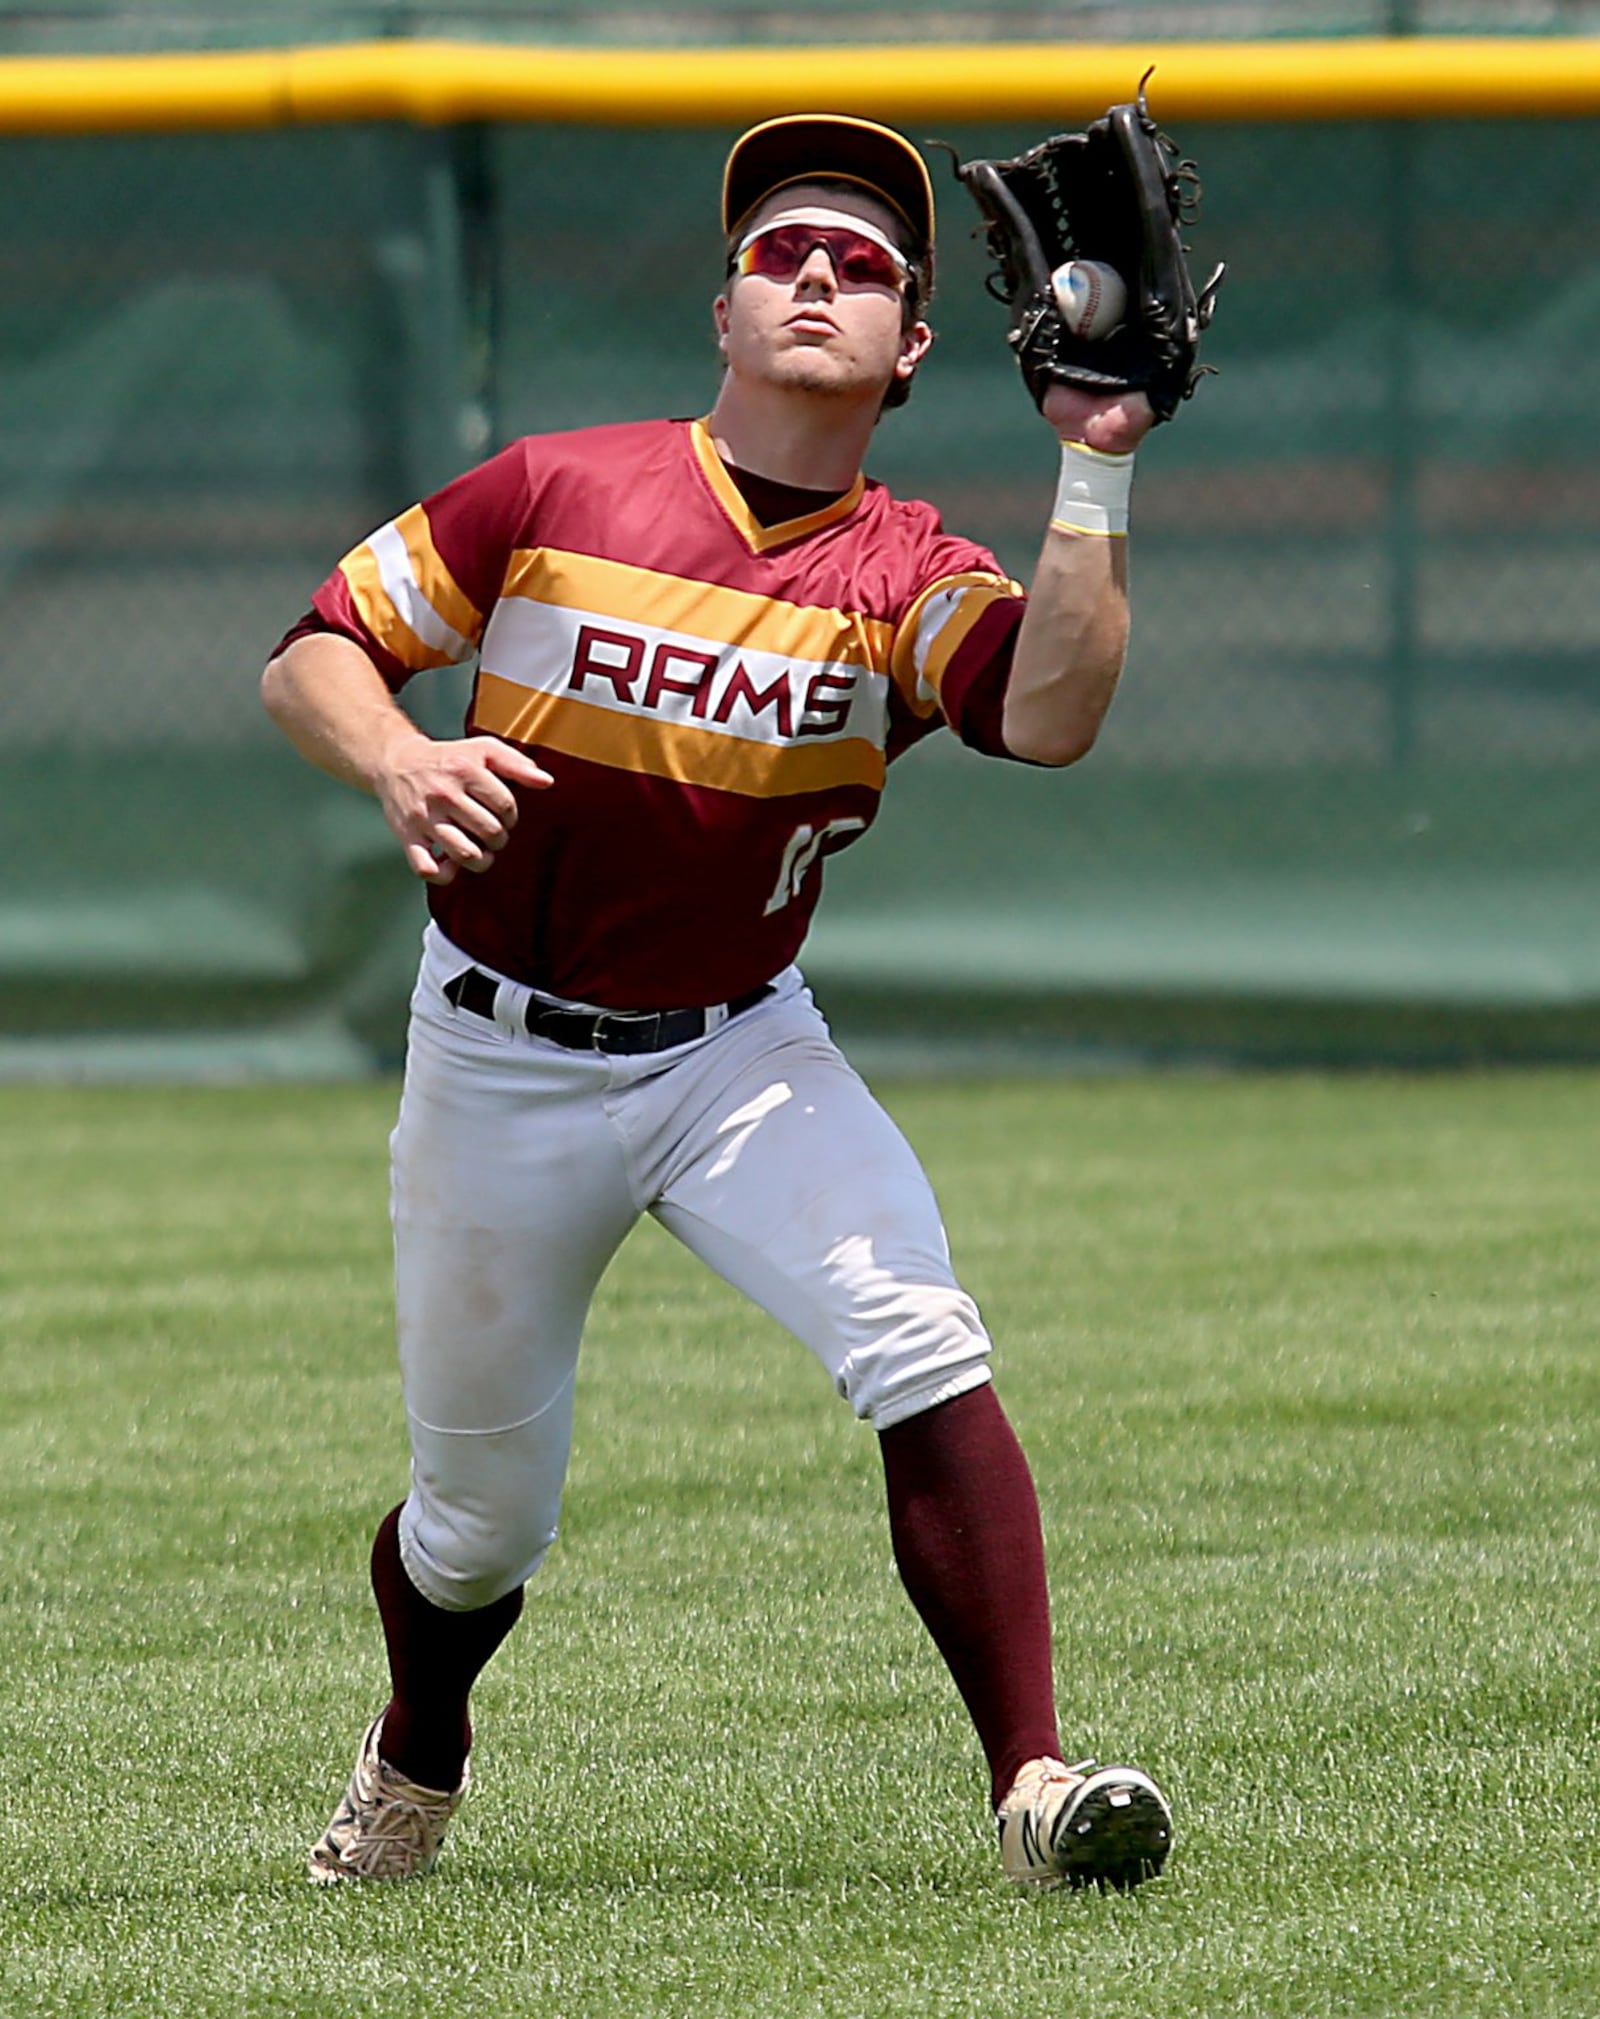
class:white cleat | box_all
[997,1755,1173,1890]
[307,1717,468,1884]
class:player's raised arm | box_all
[1001,386,1151,765]
[947,81,1223,766]
[262,631,551,886]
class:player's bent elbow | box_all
[260,652,294,724]
[1005,717,1101,767]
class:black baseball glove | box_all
[947,72,1224,422]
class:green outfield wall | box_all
[1,33,1597,1073]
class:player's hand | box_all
[1043,384,1156,455]
[375,733,553,885]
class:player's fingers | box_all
[445,785,515,847]
[403,837,457,884]
[480,740,554,791]
[429,821,490,871]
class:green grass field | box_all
[0,1071,1595,2018]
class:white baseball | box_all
[1050,260,1127,340]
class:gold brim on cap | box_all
[722,112,935,252]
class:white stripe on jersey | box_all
[479,597,890,750]
[908,585,971,708]
[369,521,477,663]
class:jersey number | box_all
[764,818,868,916]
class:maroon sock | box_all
[878,1385,1062,1808]
[369,1505,525,1792]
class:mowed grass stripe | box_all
[0,1073,1594,2018]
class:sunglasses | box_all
[732,222,913,293]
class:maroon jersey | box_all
[289,417,1028,1008]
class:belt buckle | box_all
[591,1010,659,1055]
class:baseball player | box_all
[263,111,1173,1892]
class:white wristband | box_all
[1051,439,1135,538]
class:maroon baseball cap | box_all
[721,113,935,256]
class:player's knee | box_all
[399,1493,557,1612]
[835,1284,993,1429]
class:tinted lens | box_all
[833,237,904,286]
[738,225,906,289]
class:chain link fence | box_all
[9,3,1600,51]
[2,82,1597,1070]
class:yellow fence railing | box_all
[2,36,1599,135]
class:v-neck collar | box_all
[689,418,865,555]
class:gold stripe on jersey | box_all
[339,544,448,673]
[499,546,896,667]
[890,570,1025,707]
[340,505,484,673]
[391,505,484,641]
[474,672,886,798]
[690,419,866,554]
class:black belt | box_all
[442,966,773,1056]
